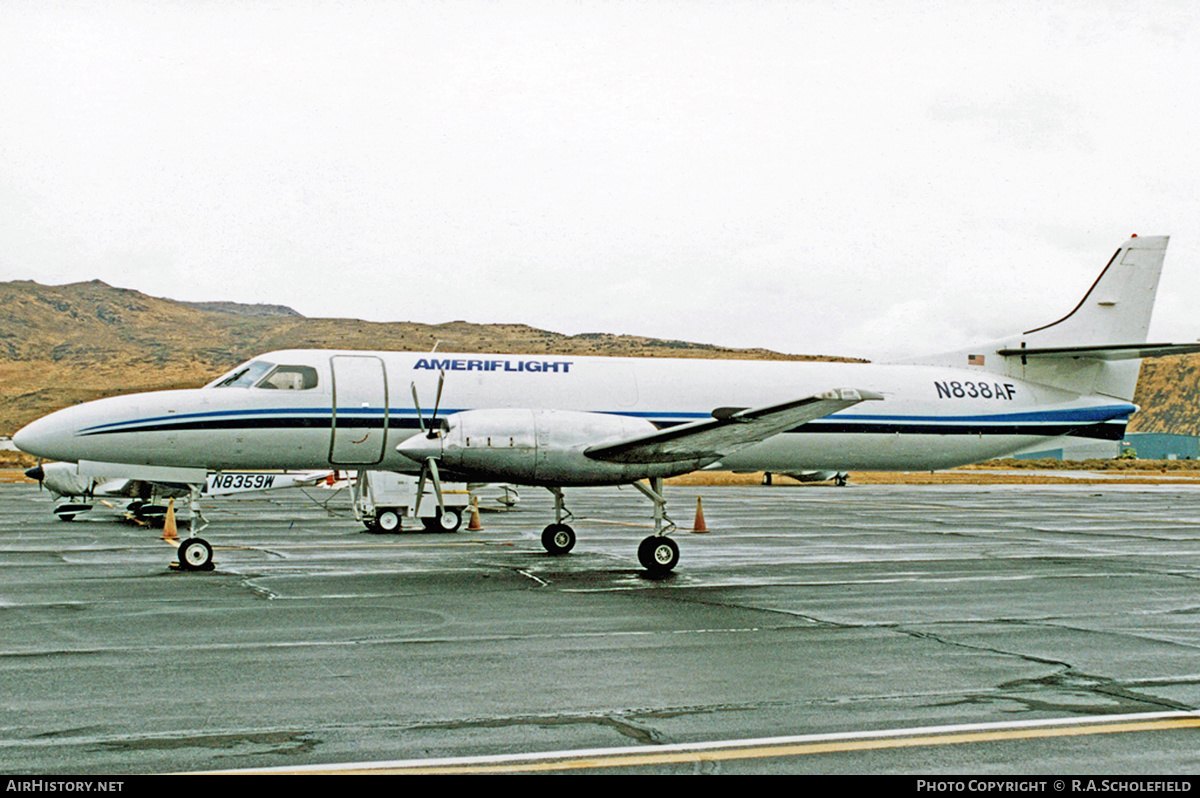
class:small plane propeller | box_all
[25,460,45,491]
[410,372,449,519]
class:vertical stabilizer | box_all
[1019,235,1167,349]
[903,236,1170,400]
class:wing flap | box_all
[585,388,882,465]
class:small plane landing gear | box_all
[176,537,214,571]
[54,502,93,522]
[542,522,576,554]
[638,535,679,575]
[171,486,213,571]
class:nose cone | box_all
[13,411,78,462]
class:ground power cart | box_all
[352,471,470,533]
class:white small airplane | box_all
[25,461,334,523]
[15,235,1200,574]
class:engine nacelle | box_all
[399,408,698,486]
[30,463,96,499]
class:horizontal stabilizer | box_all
[996,342,1200,361]
[586,388,882,465]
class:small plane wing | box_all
[996,342,1200,361]
[585,388,882,465]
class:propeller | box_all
[411,370,448,437]
[410,372,449,519]
[25,459,45,491]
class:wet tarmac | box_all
[2,480,1199,774]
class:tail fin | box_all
[1019,235,1168,349]
[904,235,1172,400]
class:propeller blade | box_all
[410,382,426,433]
[427,457,445,514]
[413,456,446,519]
[428,370,446,435]
[414,462,428,517]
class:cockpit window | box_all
[256,365,319,390]
[208,361,276,388]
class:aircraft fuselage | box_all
[13,349,1134,483]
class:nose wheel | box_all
[176,537,214,571]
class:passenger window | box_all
[257,365,319,390]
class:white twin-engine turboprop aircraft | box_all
[15,235,1200,574]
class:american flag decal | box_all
[968,354,985,366]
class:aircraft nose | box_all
[13,411,77,461]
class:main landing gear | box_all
[539,478,680,576]
[541,488,577,554]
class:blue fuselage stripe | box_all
[78,404,1135,440]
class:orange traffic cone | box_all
[161,498,178,541]
[467,497,483,531]
[691,496,708,533]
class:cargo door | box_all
[330,355,388,465]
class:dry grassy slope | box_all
[1129,356,1200,434]
[5,279,1196,436]
[0,279,856,433]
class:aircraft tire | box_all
[541,523,576,555]
[638,536,679,575]
[376,509,402,532]
[177,537,214,571]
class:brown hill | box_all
[3,279,1195,436]
[0,279,856,433]
[1128,357,1200,434]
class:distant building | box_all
[1014,440,1121,461]
[1014,433,1199,461]
[1122,433,1200,460]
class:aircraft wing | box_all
[996,342,1200,361]
[585,388,882,465]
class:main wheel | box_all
[638,535,679,575]
[177,537,214,571]
[422,508,462,532]
[376,509,402,532]
[136,504,167,521]
[541,523,576,555]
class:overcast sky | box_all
[3,0,1200,360]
